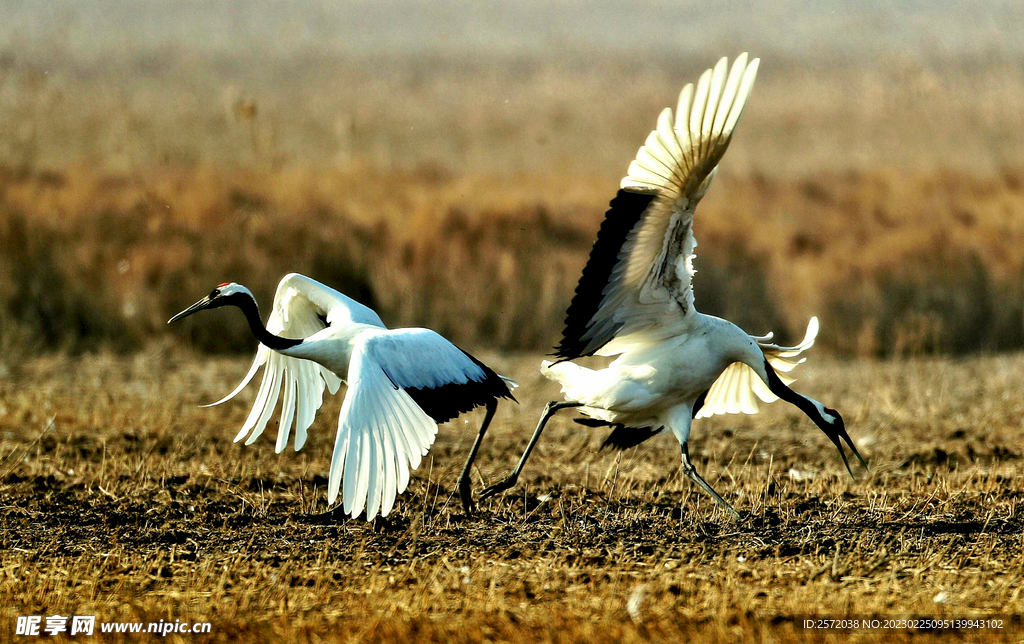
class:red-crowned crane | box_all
[170,273,516,520]
[479,54,865,519]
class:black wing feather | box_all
[576,390,709,451]
[572,418,663,451]
[404,349,515,424]
[554,190,656,360]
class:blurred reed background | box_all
[1,0,1023,359]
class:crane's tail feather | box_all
[758,316,819,361]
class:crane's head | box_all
[807,399,868,475]
[168,282,255,323]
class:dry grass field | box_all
[1,350,1024,642]
[3,1,1024,641]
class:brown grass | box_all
[1,350,1023,642]
[4,48,1024,177]
[3,48,1024,358]
[2,163,1024,358]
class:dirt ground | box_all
[1,348,1023,642]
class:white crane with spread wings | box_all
[170,273,515,520]
[479,54,865,518]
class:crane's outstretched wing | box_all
[329,329,515,520]
[556,54,760,359]
[695,317,818,419]
[206,273,386,452]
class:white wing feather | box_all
[366,328,488,389]
[328,328,498,519]
[620,53,758,310]
[201,273,508,520]
[205,273,385,452]
[696,317,818,419]
[563,54,760,358]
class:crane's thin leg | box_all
[680,442,740,521]
[456,399,498,513]
[478,400,581,502]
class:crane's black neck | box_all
[763,357,864,474]
[763,359,824,425]
[231,294,304,351]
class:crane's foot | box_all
[478,400,579,504]
[681,442,741,522]
[478,476,518,502]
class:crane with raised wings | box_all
[170,273,516,520]
[479,54,865,519]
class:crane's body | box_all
[280,323,375,375]
[547,315,757,430]
[170,273,515,521]
[480,54,864,517]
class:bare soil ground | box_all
[1,349,1023,642]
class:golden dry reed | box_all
[2,50,1024,358]
[1,163,1023,357]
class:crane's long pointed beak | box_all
[168,295,214,324]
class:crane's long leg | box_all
[680,441,741,521]
[456,399,498,513]
[478,400,581,502]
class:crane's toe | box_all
[478,477,517,502]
